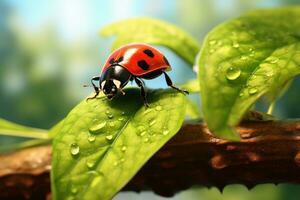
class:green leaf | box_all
[180,79,200,93]
[185,98,201,119]
[100,17,200,65]
[198,7,300,140]
[0,118,48,139]
[51,88,186,200]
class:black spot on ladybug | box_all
[117,56,124,62]
[109,58,115,64]
[137,60,150,70]
[143,49,154,58]
[163,56,170,65]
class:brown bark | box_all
[1,120,300,199]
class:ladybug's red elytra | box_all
[88,43,188,106]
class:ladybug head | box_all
[100,79,121,100]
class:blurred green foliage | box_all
[1,0,300,200]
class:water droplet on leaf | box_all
[89,121,106,133]
[143,108,152,115]
[86,159,95,169]
[107,114,113,119]
[144,137,149,143]
[88,134,96,142]
[105,135,113,141]
[140,131,147,136]
[121,145,127,152]
[105,109,113,119]
[226,67,241,80]
[209,40,216,45]
[109,122,115,127]
[155,105,162,111]
[149,119,156,126]
[249,87,258,95]
[70,143,80,156]
[162,129,170,135]
[118,117,124,121]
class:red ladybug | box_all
[88,43,188,106]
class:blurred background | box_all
[0,0,300,199]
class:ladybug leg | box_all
[87,76,100,101]
[163,72,189,95]
[134,77,149,107]
[119,88,126,95]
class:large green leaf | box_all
[100,17,200,65]
[198,7,300,139]
[51,88,186,200]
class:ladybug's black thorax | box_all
[100,65,132,88]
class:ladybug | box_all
[88,43,188,106]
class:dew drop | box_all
[226,67,241,81]
[107,114,113,119]
[144,137,149,143]
[121,145,127,152]
[249,87,258,95]
[239,92,244,97]
[140,131,147,136]
[88,134,96,142]
[118,117,124,121]
[149,119,157,126]
[121,111,126,115]
[162,130,170,135]
[209,40,216,45]
[86,159,95,169]
[89,121,106,133]
[105,135,113,141]
[143,108,152,115]
[70,143,80,156]
[155,105,162,111]
[106,109,114,119]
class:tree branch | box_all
[1,120,300,199]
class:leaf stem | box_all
[0,138,52,153]
[0,128,49,139]
[267,101,276,115]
